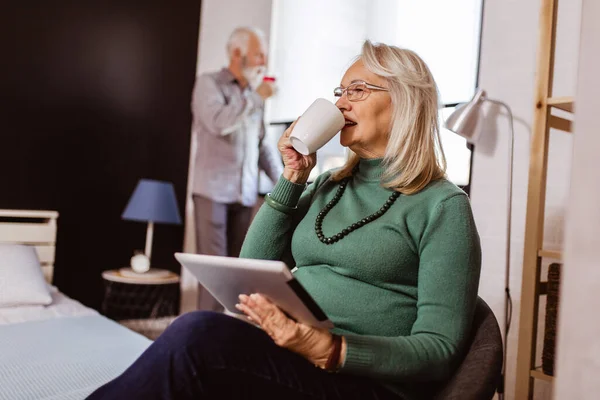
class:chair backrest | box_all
[433,297,503,400]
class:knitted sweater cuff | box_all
[341,334,375,373]
[269,176,306,208]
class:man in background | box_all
[191,27,282,310]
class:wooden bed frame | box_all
[0,210,187,313]
[0,209,59,283]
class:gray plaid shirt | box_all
[191,68,283,206]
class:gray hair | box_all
[226,27,266,59]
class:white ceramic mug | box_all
[289,98,345,155]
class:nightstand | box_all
[101,268,180,340]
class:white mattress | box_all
[0,314,151,399]
[0,286,97,325]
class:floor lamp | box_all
[445,88,514,400]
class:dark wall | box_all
[0,1,201,310]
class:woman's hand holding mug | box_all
[278,118,317,184]
[278,98,345,185]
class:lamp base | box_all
[119,268,171,279]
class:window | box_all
[267,0,483,187]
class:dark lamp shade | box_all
[122,179,182,225]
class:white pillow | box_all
[0,244,52,307]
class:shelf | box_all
[549,115,572,133]
[517,1,568,397]
[547,96,574,113]
[538,249,562,260]
[530,368,554,382]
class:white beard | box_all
[242,66,266,89]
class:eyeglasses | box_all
[333,81,389,102]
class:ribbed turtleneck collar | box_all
[355,158,384,182]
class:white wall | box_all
[180,0,273,313]
[554,0,600,397]
[471,0,581,398]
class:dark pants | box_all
[193,195,253,310]
[87,312,401,400]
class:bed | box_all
[0,210,152,400]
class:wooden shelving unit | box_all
[546,96,574,112]
[537,249,563,261]
[514,0,575,398]
[530,368,554,383]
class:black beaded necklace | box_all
[315,176,401,245]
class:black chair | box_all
[433,297,503,400]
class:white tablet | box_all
[174,253,333,329]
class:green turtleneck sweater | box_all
[240,158,481,399]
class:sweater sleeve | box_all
[341,193,482,382]
[240,172,331,262]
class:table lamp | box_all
[445,88,514,399]
[122,179,182,274]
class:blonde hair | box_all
[332,41,446,195]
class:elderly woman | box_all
[88,41,481,400]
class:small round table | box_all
[101,268,180,340]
